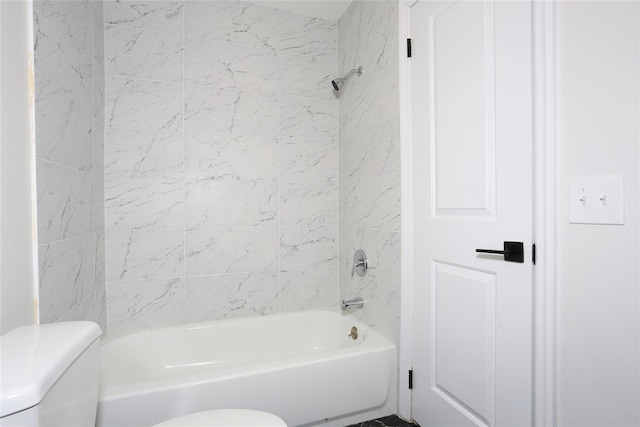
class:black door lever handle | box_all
[476,241,524,263]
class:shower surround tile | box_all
[347,117,400,180]
[106,229,184,281]
[348,67,399,137]
[280,226,338,269]
[107,277,186,332]
[185,133,278,182]
[280,182,337,226]
[279,138,337,183]
[280,267,338,312]
[105,179,184,229]
[184,85,278,136]
[185,180,278,228]
[106,76,183,131]
[37,159,93,244]
[349,174,401,232]
[34,0,93,109]
[279,53,336,100]
[105,1,184,34]
[185,1,278,49]
[39,235,95,324]
[184,37,278,92]
[105,25,183,83]
[279,11,337,60]
[279,95,337,141]
[35,71,93,173]
[185,227,279,276]
[186,272,279,322]
[105,128,183,180]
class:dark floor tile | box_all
[345,414,420,427]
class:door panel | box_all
[411,1,534,426]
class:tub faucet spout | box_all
[341,298,364,311]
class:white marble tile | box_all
[92,120,105,232]
[279,10,337,60]
[49,0,93,54]
[349,174,401,231]
[348,67,399,136]
[348,116,400,180]
[185,1,278,49]
[338,225,352,297]
[279,95,337,141]
[184,37,277,93]
[105,179,184,229]
[280,182,337,226]
[280,225,338,269]
[92,3,105,124]
[37,159,93,244]
[105,128,183,180]
[57,293,97,323]
[338,133,350,183]
[185,133,277,182]
[185,180,278,228]
[35,71,93,172]
[104,1,184,34]
[105,24,183,82]
[185,227,278,275]
[186,271,279,322]
[105,76,183,131]
[34,1,93,108]
[280,267,338,312]
[95,231,107,330]
[38,235,95,323]
[279,138,337,184]
[337,6,351,77]
[107,276,186,332]
[106,229,184,280]
[184,85,278,136]
[350,0,398,75]
[279,53,336,100]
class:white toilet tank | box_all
[0,321,102,426]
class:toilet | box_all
[0,322,287,427]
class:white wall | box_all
[556,2,640,425]
[0,0,37,334]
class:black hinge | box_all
[408,369,413,389]
[407,38,412,58]
[532,243,536,265]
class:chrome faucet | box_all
[341,298,364,311]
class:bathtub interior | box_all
[100,311,370,386]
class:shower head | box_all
[331,66,362,91]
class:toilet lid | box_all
[153,409,288,427]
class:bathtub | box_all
[96,310,397,427]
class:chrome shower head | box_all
[331,66,362,91]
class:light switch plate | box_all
[569,174,625,225]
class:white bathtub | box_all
[96,311,397,427]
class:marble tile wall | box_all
[103,1,339,332]
[33,0,106,330]
[337,1,401,346]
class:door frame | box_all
[398,1,558,425]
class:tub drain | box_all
[348,326,358,340]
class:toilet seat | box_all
[153,409,288,426]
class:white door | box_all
[410,1,534,426]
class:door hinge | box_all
[407,38,412,58]
[532,243,536,265]
[408,369,413,389]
